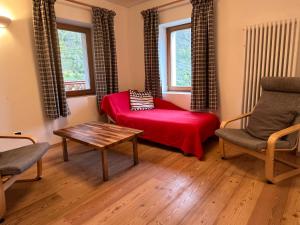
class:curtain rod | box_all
[64,0,189,11]
[64,0,95,9]
[153,0,189,10]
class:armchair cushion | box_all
[262,77,300,93]
[0,143,49,176]
[216,128,292,150]
[247,91,298,140]
[246,77,300,140]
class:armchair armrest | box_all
[220,112,252,128]
[267,124,300,148]
[0,134,37,144]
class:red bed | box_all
[101,91,220,159]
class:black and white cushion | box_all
[129,90,154,111]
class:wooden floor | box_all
[4,138,300,225]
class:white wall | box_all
[127,0,192,90]
[1,0,300,150]
[127,0,300,118]
[0,0,130,150]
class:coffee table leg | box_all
[62,138,69,161]
[132,137,139,165]
[101,150,109,181]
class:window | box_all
[57,23,95,97]
[167,23,192,92]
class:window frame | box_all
[57,23,95,97]
[166,23,192,92]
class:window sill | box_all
[163,91,191,95]
[66,94,96,99]
[66,90,95,98]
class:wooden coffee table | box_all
[53,122,143,181]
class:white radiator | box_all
[241,18,300,128]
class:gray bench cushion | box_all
[0,143,49,176]
[215,128,292,150]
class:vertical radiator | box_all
[241,18,300,128]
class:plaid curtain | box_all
[190,0,218,112]
[141,9,162,98]
[92,7,119,105]
[33,0,69,119]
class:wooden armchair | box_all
[218,113,300,183]
[0,134,49,222]
[216,77,300,184]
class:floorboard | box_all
[4,138,300,225]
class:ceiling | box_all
[105,0,151,7]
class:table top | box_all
[53,122,143,149]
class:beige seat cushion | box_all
[215,128,292,150]
[0,143,49,176]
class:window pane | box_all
[170,28,191,87]
[58,29,90,92]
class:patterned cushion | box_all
[129,90,154,111]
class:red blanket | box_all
[101,91,220,159]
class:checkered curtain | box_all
[92,7,119,105]
[190,0,218,112]
[32,0,69,119]
[141,9,162,98]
